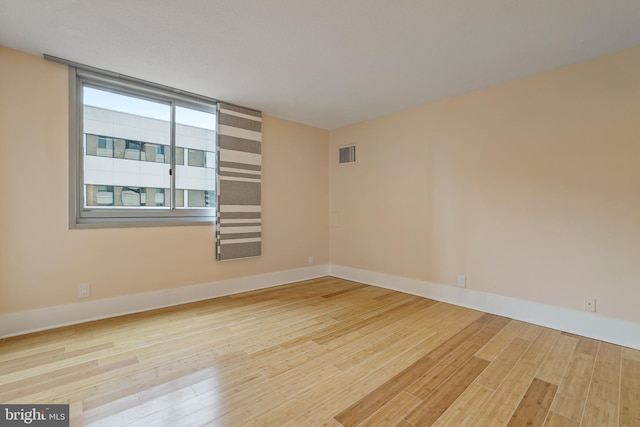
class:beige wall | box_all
[0,46,329,314]
[329,46,640,324]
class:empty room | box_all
[1,1,640,426]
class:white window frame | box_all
[69,67,218,228]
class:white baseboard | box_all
[330,265,640,350]
[4,263,639,350]
[0,264,330,339]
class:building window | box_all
[188,149,205,167]
[95,185,114,206]
[70,69,217,227]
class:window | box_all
[70,69,217,227]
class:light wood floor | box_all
[1,277,639,426]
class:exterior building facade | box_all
[83,105,216,211]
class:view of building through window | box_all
[82,87,216,210]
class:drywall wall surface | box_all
[0,46,329,313]
[329,46,640,323]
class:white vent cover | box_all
[338,145,356,164]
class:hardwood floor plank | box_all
[475,319,526,361]
[313,299,424,345]
[79,385,195,427]
[0,344,125,386]
[424,319,486,361]
[191,370,265,398]
[405,313,506,400]
[259,341,327,378]
[0,329,78,359]
[334,354,438,426]
[405,358,460,401]
[521,328,561,367]
[281,365,343,400]
[507,378,558,427]
[561,332,581,339]
[622,346,640,362]
[356,391,422,427]
[0,347,66,375]
[518,323,545,342]
[406,324,500,400]
[357,299,439,336]
[0,356,138,403]
[620,357,640,427]
[320,283,370,298]
[274,327,457,427]
[536,334,579,385]
[549,351,596,423]
[72,394,141,426]
[403,302,482,334]
[214,369,312,425]
[254,362,388,426]
[544,411,580,427]
[277,312,371,350]
[76,347,246,410]
[470,359,540,426]
[0,277,637,427]
[476,337,533,390]
[581,342,620,427]
[169,366,303,426]
[124,373,265,427]
[575,336,600,357]
[298,328,412,375]
[405,356,489,426]
[431,382,494,427]
[332,327,414,372]
[130,394,226,427]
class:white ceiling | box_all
[1,1,640,130]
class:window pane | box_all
[187,190,216,208]
[85,185,169,207]
[175,106,216,210]
[188,149,205,167]
[83,86,171,209]
[175,147,184,165]
[175,189,184,208]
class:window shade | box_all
[216,103,262,260]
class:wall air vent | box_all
[338,145,356,164]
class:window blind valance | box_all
[216,103,262,261]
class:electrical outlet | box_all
[308,256,314,265]
[457,275,466,288]
[584,297,596,312]
[78,283,91,299]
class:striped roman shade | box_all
[216,103,262,261]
